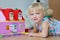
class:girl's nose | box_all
[33,15,36,18]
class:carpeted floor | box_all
[0,35,60,40]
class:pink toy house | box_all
[0,8,25,36]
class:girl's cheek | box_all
[29,16,33,20]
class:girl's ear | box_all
[43,10,46,16]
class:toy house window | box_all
[18,12,22,20]
[19,24,23,29]
[10,24,17,33]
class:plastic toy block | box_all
[0,35,3,38]
[21,32,29,35]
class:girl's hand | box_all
[28,33,35,37]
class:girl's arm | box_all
[29,21,49,37]
[33,24,38,33]
[41,20,49,37]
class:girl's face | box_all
[29,8,44,23]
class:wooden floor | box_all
[0,35,60,40]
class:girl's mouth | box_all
[33,19,38,21]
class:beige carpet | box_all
[0,35,60,40]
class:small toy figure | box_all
[18,12,22,20]
[9,12,14,21]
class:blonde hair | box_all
[28,2,54,16]
[28,2,46,15]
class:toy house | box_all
[0,8,25,36]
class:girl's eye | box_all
[30,13,34,15]
[36,13,40,14]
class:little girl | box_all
[27,2,60,37]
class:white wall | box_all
[0,0,49,14]
[0,0,34,16]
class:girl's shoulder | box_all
[42,17,49,22]
[42,17,50,26]
[42,18,49,25]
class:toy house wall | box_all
[0,22,25,35]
